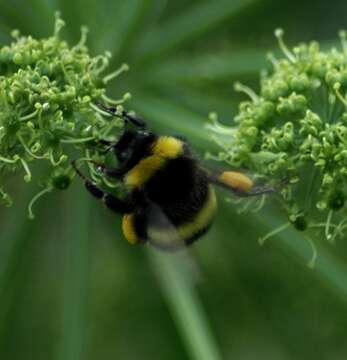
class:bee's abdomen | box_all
[144,157,217,247]
[144,156,200,206]
[146,185,217,249]
[122,213,138,244]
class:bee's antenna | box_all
[71,160,87,181]
[96,102,146,128]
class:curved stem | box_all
[60,136,95,144]
[325,210,334,242]
[305,235,317,269]
[19,158,32,182]
[103,63,129,84]
[101,92,131,105]
[258,222,290,245]
[27,187,53,220]
[0,155,19,164]
[234,82,260,103]
[17,134,47,159]
[275,28,296,63]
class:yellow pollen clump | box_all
[219,171,253,192]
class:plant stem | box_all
[147,249,223,360]
[58,185,90,360]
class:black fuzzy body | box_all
[127,143,215,248]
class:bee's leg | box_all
[206,172,277,198]
[98,139,113,146]
[90,161,123,178]
[80,160,123,178]
[96,102,146,128]
[72,161,132,214]
[232,185,277,197]
[122,112,146,128]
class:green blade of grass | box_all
[94,0,150,58]
[144,38,340,86]
[57,0,85,41]
[0,0,54,36]
[58,184,90,360]
[142,83,238,121]
[256,209,347,301]
[0,23,11,44]
[147,48,269,84]
[131,92,219,150]
[0,185,48,351]
[147,39,340,85]
[0,186,39,298]
[134,0,263,61]
[148,248,223,360]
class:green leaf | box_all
[144,84,238,120]
[131,92,219,150]
[148,248,223,360]
[0,185,47,350]
[0,186,39,298]
[257,210,347,302]
[147,48,269,83]
[146,39,340,85]
[0,0,54,36]
[93,0,150,58]
[133,0,263,61]
[58,185,90,360]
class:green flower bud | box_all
[13,52,23,65]
[52,173,71,190]
[289,214,307,231]
[289,73,310,92]
[325,69,342,87]
[327,189,345,210]
[0,14,130,213]
[207,29,347,244]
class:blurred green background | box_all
[1,0,347,359]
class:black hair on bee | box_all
[72,104,277,250]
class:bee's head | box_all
[96,103,156,166]
[114,128,155,164]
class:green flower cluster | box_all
[207,29,347,249]
[0,13,129,216]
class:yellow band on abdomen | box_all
[122,213,138,244]
[147,185,217,246]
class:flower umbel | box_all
[0,13,129,214]
[207,29,347,261]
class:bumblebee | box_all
[72,104,276,250]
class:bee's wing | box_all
[145,199,203,282]
[145,199,188,251]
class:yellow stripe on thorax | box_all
[124,155,166,188]
[152,137,183,158]
[147,186,217,246]
[124,137,183,189]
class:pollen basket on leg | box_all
[219,171,253,192]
